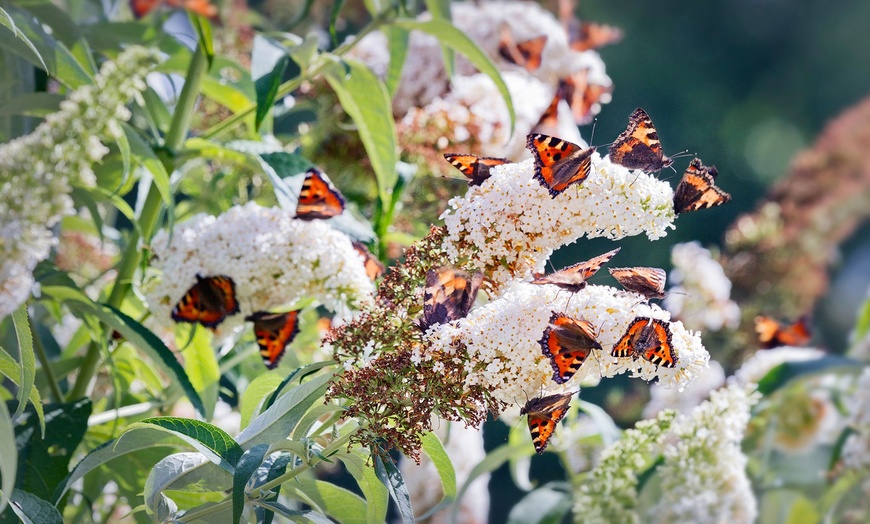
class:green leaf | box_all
[507,482,573,524]
[0,5,46,70]
[0,92,63,117]
[181,327,220,420]
[0,400,16,514]
[191,13,215,64]
[239,373,285,429]
[756,356,859,396]
[201,57,255,112]
[337,451,388,523]
[324,57,398,213]
[8,489,63,524]
[15,0,96,76]
[292,479,368,524]
[454,442,531,521]
[253,36,291,131]
[255,453,294,524]
[422,0,454,77]
[784,494,821,524]
[232,444,269,524]
[393,18,515,135]
[414,431,457,520]
[0,345,44,435]
[38,285,206,417]
[383,25,409,98]
[11,305,35,422]
[261,361,332,413]
[374,454,413,524]
[123,122,172,206]
[128,418,243,471]
[144,452,231,516]
[850,295,870,356]
[254,501,333,524]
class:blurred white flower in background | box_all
[664,242,740,332]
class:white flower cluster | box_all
[441,157,675,287]
[663,242,740,332]
[643,360,726,418]
[144,203,375,338]
[843,367,870,472]
[425,282,708,406]
[730,346,825,386]
[0,46,159,319]
[650,384,760,524]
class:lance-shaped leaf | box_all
[11,305,36,422]
[126,418,244,472]
[414,431,457,520]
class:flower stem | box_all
[31,313,65,403]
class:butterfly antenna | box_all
[588,118,599,147]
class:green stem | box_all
[31,317,65,403]
[69,44,211,400]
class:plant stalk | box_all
[31,316,65,403]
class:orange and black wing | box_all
[526,133,596,197]
[245,311,300,369]
[531,247,620,293]
[609,107,672,172]
[612,317,649,359]
[130,0,163,18]
[534,93,562,132]
[540,312,602,384]
[609,267,667,300]
[443,153,509,187]
[637,318,677,368]
[673,158,731,214]
[520,392,574,454]
[171,274,240,328]
[352,241,386,281]
[558,71,612,126]
[755,315,812,348]
[570,21,624,52]
[296,167,346,220]
[420,266,483,330]
[498,26,547,72]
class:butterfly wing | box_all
[352,241,386,281]
[637,318,677,368]
[171,275,239,328]
[180,0,218,18]
[526,133,596,197]
[130,0,163,18]
[609,107,672,172]
[673,158,732,214]
[570,21,624,52]
[246,311,300,369]
[531,247,620,293]
[612,317,649,359]
[514,35,548,71]
[296,168,346,220]
[521,392,574,454]
[609,267,667,300]
[421,267,483,330]
[755,315,812,348]
[443,153,509,186]
[540,312,602,383]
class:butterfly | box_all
[521,392,574,454]
[443,153,509,187]
[612,317,677,368]
[419,266,483,331]
[754,315,812,348]
[608,267,667,300]
[540,312,602,384]
[171,274,239,328]
[296,167,346,220]
[609,107,673,172]
[569,21,624,52]
[245,311,300,369]
[531,247,620,293]
[673,158,732,214]
[498,26,547,72]
[352,241,386,281]
[526,133,596,198]
[130,0,217,19]
[558,70,613,126]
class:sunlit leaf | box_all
[375,453,413,524]
[10,305,35,423]
[232,444,269,524]
[507,482,572,524]
[129,417,243,471]
[0,400,16,514]
[8,489,63,524]
[337,451,388,523]
[414,431,457,520]
[180,327,220,420]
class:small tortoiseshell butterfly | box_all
[130,0,217,19]
[609,108,673,172]
[419,266,483,331]
[296,167,346,220]
[531,247,620,293]
[171,274,239,328]
[612,317,677,368]
[673,158,732,214]
[245,311,300,369]
[754,315,812,349]
[352,241,386,281]
[558,70,612,126]
[569,21,624,52]
[521,392,574,454]
[526,133,596,198]
[498,26,547,72]
[534,93,562,132]
[540,312,602,384]
[443,153,509,187]
[608,267,667,300]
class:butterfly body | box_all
[612,317,677,368]
[443,154,509,187]
[352,241,386,281]
[531,247,620,293]
[296,168,346,220]
[521,392,574,454]
[526,133,596,198]
[245,311,300,369]
[540,312,602,384]
[673,158,731,214]
[609,108,673,172]
[420,267,483,331]
[609,267,667,300]
[755,315,812,348]
[498,26,547,72]
[171,274,239,328]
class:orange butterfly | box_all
[171,274,239,328]
[521,392,574,454]
[420,266,483,331]
[755,315,812,349]
[526,133,596,197]
[608,267,667,300]
[296,168,346,220]
[443,153,509,187]
[130,0,218,19]
[558,70,612,126]
[534,93,562,132]
[609,108,673,172]
[673,158,731,214]
[569,21,624,52]
[352,241,386,281]
[540,312,602,384]
[612,317,677,368]
[498,26,547,72]
[531,247,620,293]
[245,311,300,369]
